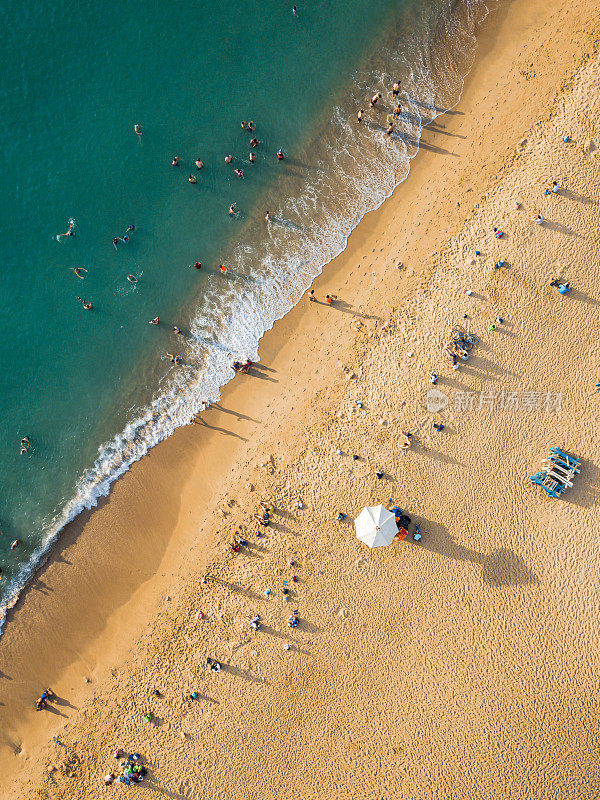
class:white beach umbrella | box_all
[355,504,397,548]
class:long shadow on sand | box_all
[558,457,600,508]
[415,517,539,586]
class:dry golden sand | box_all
[2,0,600,797]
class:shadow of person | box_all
[194,418,248,441]
[44,705,68,718]
[250,366,279,383]
[53,694,78,710]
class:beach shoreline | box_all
[2,0,600,794]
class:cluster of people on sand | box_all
[233,358,252,373]
[104,751,147,786]
[35,687,55,711]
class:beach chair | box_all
[530,471,563,497]
[530,447,580,497]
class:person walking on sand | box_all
[308,289,316,302]
[532,212,544,225]
[325,294,333,305]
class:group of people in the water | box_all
[356,79,406,136]
[168,119,286,218]
[112,224,135,249]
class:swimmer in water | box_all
[56,219,75,240]
[126,224,135,233]
[240,121,248,129]
[134,123,142,137]
[248,121,255,131]
[122,235,129,243]
[172,156,180,166]
[173,326,181,334]
[195,158,204,169]
[277,149,285,160]
[265,211,271,222]
[219,265,227,273]
[250,138,259,148]
[76,296,93,310]
[392,81,401,96]
[249,152,256,163]
[386,122,394,135]
[194,262,202,270]
[356,109,363,123]
[149,316,159,325]
[369,92,382,107]
[127,274,137,283]
[10,540,20,550]
[72,267,87,279]
[112,237,120,249]
[234,168,243,178]
[229,203,238,216]
[225,154,233,164]
[166,353,181,364]
[188,174,197,184]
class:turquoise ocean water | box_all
[0,0,489,623]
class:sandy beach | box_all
[2,0,600,796]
